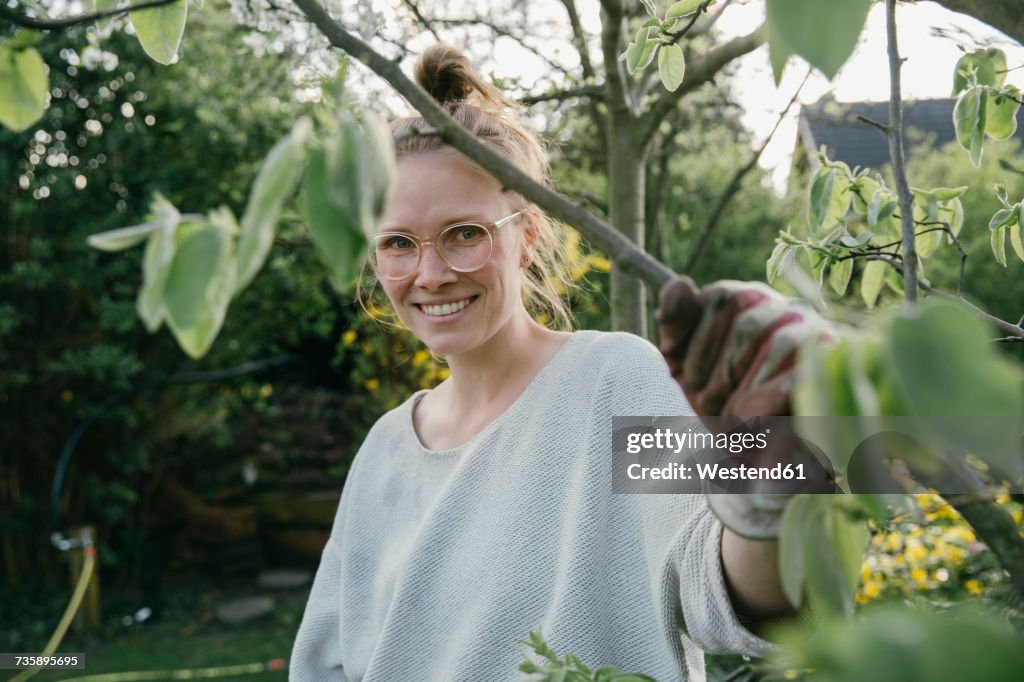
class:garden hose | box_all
[55,659,287,681]
[9,545,96,682]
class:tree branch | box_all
[400,0,441,42]
[640,27,764,147]
[0,0,179,31]
[856,254,1024,338]
[560,0,596,81]
[430,17,572,79]
[685,72,809,272]
[520,84,604,105]
[885,0,918,306]
[290,0,675,288]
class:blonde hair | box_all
[362,44,576,331]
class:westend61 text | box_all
[627,462,807,481]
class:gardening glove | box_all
[655,276,837,538]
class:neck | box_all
[441,310,567,410]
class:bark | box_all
[930,0,1024,45]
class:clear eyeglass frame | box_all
[370,210,526,281]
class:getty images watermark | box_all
[612,415,1024,496]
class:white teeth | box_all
[421,298,471,316]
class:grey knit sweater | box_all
[290,330,771,681]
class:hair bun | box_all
[415,44,477,104]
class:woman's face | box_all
[375,152,533,358]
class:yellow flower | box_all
[861,580,882,599]
[342,330,358,347]
[883,532,903,552]
[61,389,74,402]
[258,384,273,399]
[964,579,984,595]
[361,343,374,356]
[588,255,612,272]
[437,367,451,380]
[905,540,928,564]
[1013,509,1023,525]
[910,567,928,585]
[364,378,380,391]
[412,350,429,368]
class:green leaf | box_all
[951,47,1007,95]
[136,194,182,332]
[94,0,120,29]
[930,186,968,202]
[0,41,48,132]
[808,165,837,231]
[953,85,987,166]
[779,495,868,615]
[986,85,1020,140]
[657,43,685,92]
[850,175,879,214]
[87,221,164,252]
[768,29,792,85]
[627,27,657,75]
[886,303,1024,478]
[303,145,367,292]
[989,206,1016,230]
[235,116,312,294]
[991,223,1007,266]
[829,258,852,296]
[779,495,809,608]
[1012,212,1024,263]
[860,260,886,309]
[640,0,657,18]
[946,197,964,237]
[666,0,715,19]
[765,0,871,80]
[163,211,237,358]
[130,0,188,65]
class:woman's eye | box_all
[384,236,415,250]
[456,226,483,241]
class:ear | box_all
[520,210,540,266]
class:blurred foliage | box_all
[0,8,343,585]
[903,137,1024,325]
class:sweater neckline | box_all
[406,330,587,456]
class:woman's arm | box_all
[721,528,792,619]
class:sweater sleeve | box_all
[600,333,774,659]
[290,537,350,681]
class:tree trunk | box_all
[608,133,647,336]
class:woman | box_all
[291,45,801,682]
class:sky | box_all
[711,1,1024,190]
[462,0,1024,192]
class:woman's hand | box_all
[654,276,829,419]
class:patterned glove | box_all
[655,276,836,538]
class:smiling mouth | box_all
[415,296,476,317]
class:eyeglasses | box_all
[370,210,525,281]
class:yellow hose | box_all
[55,659,287,681]
[11,545,96,682]
[15,542,286,682]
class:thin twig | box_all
[684,71,810,272]
[0,0,179,31]
[400,0,441,42]
[885,0,918,306]
[857,115,891,134]
[665,0,714,46]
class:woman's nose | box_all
[413,243,458,288]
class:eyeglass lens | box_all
[373,223,494,279]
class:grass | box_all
[4,578,306,682]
